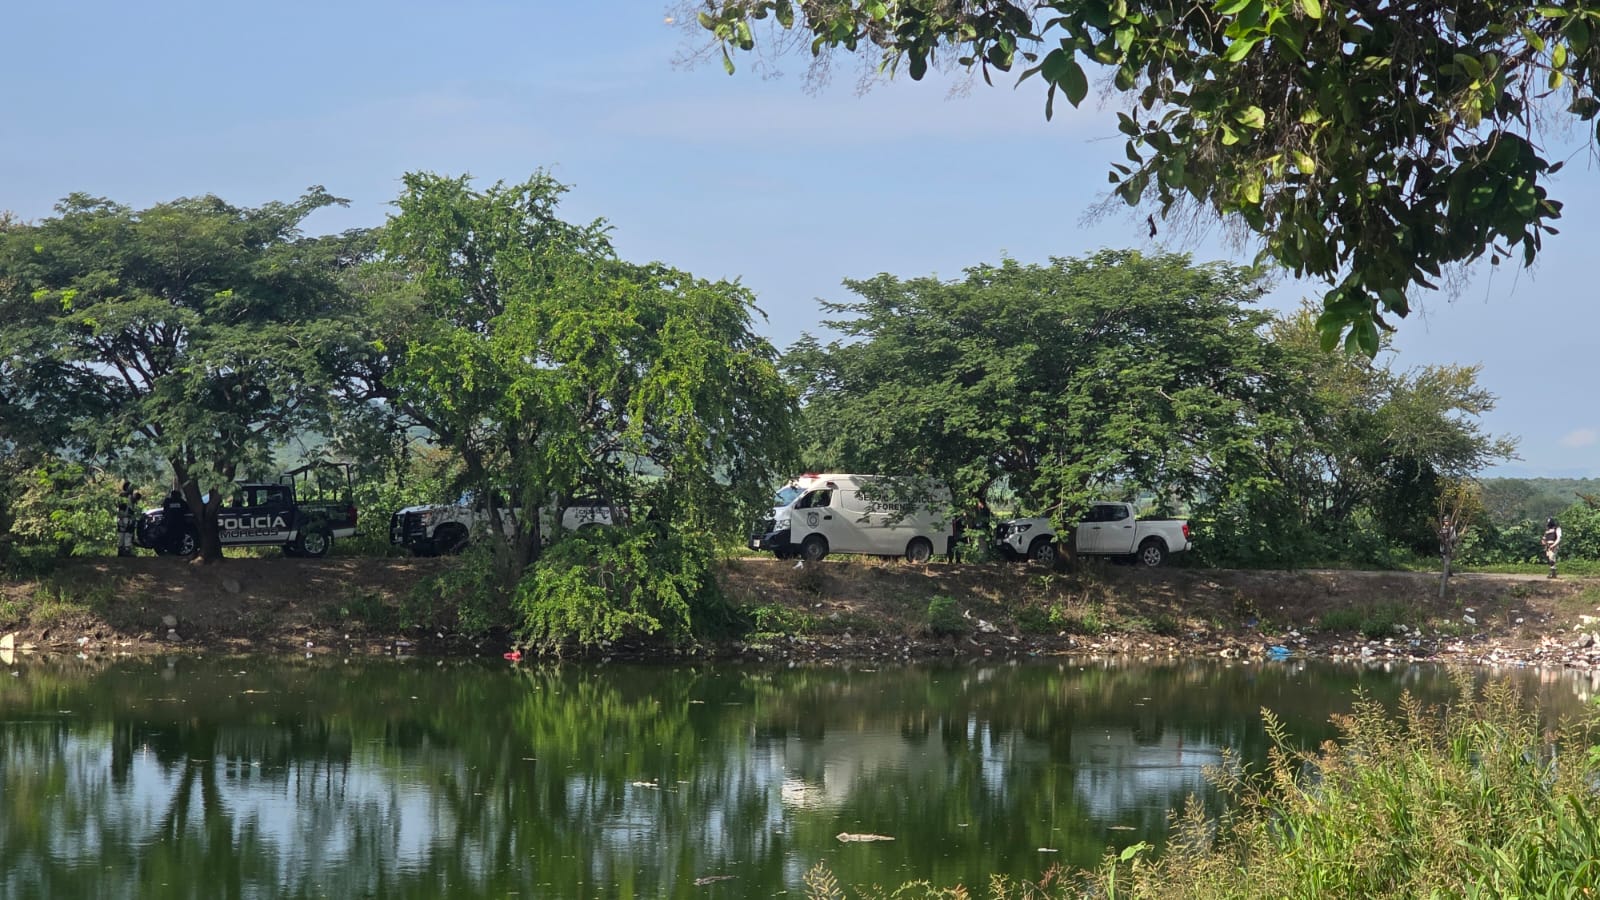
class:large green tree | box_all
[0,190,368,561]
[362,172,797,647]
[691,0,1597,352]
[1196,306,1516,565]
[783,249,1277,519]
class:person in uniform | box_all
[115,481,140,557]
[161,489,189,555]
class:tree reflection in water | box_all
[0,656,1587,898]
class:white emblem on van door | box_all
[806,512,820,527]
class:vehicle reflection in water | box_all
[0,655,1590,899]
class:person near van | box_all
[947,513,966,563]
[1542,517,1562,578]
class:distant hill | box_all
[1480,478,1600,525]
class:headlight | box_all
[1014,523,1032,534]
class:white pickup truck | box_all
[995,501,1191,567]
[390,493,618,556]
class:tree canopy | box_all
[693,0,1597,353]
[783,249,1278,516]
[365,172,798,646]
[0,190,367,560]
[1197,306,1516,564]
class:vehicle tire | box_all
[1136,539,1167,567]
[1028,537,1057,566]
[156,530,198,558]
[283,544,303,558]
[434,524,470,555]
[905,537,933,564]
[295,528,333,559]
[800,534,829,563]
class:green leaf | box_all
[1223,37,1258,63]
[1301,0,1322,19]
[1058,57,1089,106]
[1453,53,1483,80]
[1234,105,1266,129]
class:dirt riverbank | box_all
[3,555,1599,670]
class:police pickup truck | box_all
[136,474,359,558]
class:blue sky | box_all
[4,2,1594,477]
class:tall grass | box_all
[807,675,1600,899]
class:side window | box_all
[798,490,832,510]
[1102,504,1130,522]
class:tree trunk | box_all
[1439,551,1452,599]
[185,481,224,563]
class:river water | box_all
[1,655,1593,899]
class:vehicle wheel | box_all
[800,534,829,563]
[174,531,198,558]
[296,528,332,559]
[435,524,470,555]
[1136,539,1167,567]
[905,537,933,564]
[1028,537,1057,566]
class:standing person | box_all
[161,489,189,555]
[114,481,139,557]
[946,513,966,563]
[1542,517,1563,579]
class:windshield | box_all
[773,486,804,507]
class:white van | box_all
[749,473,952,563]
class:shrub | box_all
[926,595,969,637]
[1015,604,1056,635]
[9,464,119,557]
[516,524,716,651]
[746,603,812,639]
[1052,603,1105,636]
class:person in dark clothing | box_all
[161,489,189,555]
[946,513,967,563]
[1543,517,1563,579]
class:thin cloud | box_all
[1559,428,1598,449]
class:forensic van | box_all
[749,473,953,563]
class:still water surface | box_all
[1,656,1592,898]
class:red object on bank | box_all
[503,650,522,662]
